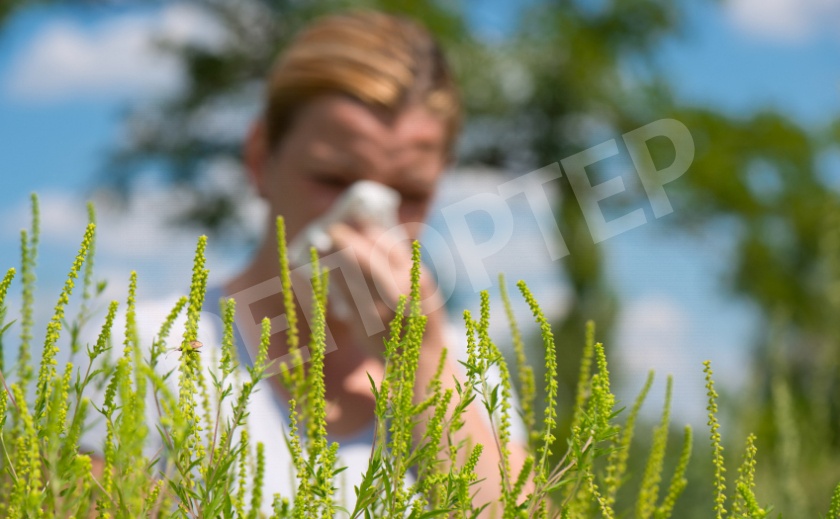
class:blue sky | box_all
[0,0,838,423]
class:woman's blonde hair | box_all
[264,11,461,156]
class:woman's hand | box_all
[325,221,446,356]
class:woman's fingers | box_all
[327,222,410,307]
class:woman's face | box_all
[252,94,450,242]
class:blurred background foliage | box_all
[3,0,839,516]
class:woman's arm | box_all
[327,222,534,516]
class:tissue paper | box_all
[287,180,402,267]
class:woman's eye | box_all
[313,175,349,188]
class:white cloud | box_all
[613,295,705,424]
[5,3,227,102]
[726,0,840,42]
[3,191,186,258]
[427,168,570,319]
[613,293,756,428]
[0,186,256,302]
[615,295,689,375]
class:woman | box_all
[220,10,531,515]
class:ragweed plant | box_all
[0,194,838,518]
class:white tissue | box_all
[287,180,401,268]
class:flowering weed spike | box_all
[173,236,210,511]
[480,313,515,503]
[828,482,840,519]
[391,295,427,514]
[571,320,596,433]
[516,281,557,497]
[277,216,307,400]
[414,345,447,416]
[512,454,534,502]
[417,387,453,485]
[587,471,615,519]
[151,296,188,362]
[457,443,484,511]
[462,309,479,387]
[219,298,237,376]
[183,235,208,345]
[67,204,98,356]
[0,267,14,373]
[409,240,422,314]
[18,230,33,386]
[375,293,407,447]
[124,271,138,357]
[124,272,144,405]
[637,375,672,519]
[304,254,337,515]
[732,433,768,518]
[0,389,7,431]
[18,193,39,388]
[591,342,614,432]
[0,268,15,311]
[28,192,40,261]
[85,202,96,273]
[34,222,94,426]
[606,370,654,506]
[704,360,727,519]
[144,480,164,515]
[188,249,213,487]
[11,384,42,516]
[277,216,299,350]
[287,399,311,517]
[306,246,330,452]
[499,273,537,448]
[250,441,266,519]
[654,425,693,519]
[80,201,96,309]
[81,297,118,425]
[236,429,249,517]
[44,361,74,513]
[254,316,270,380]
